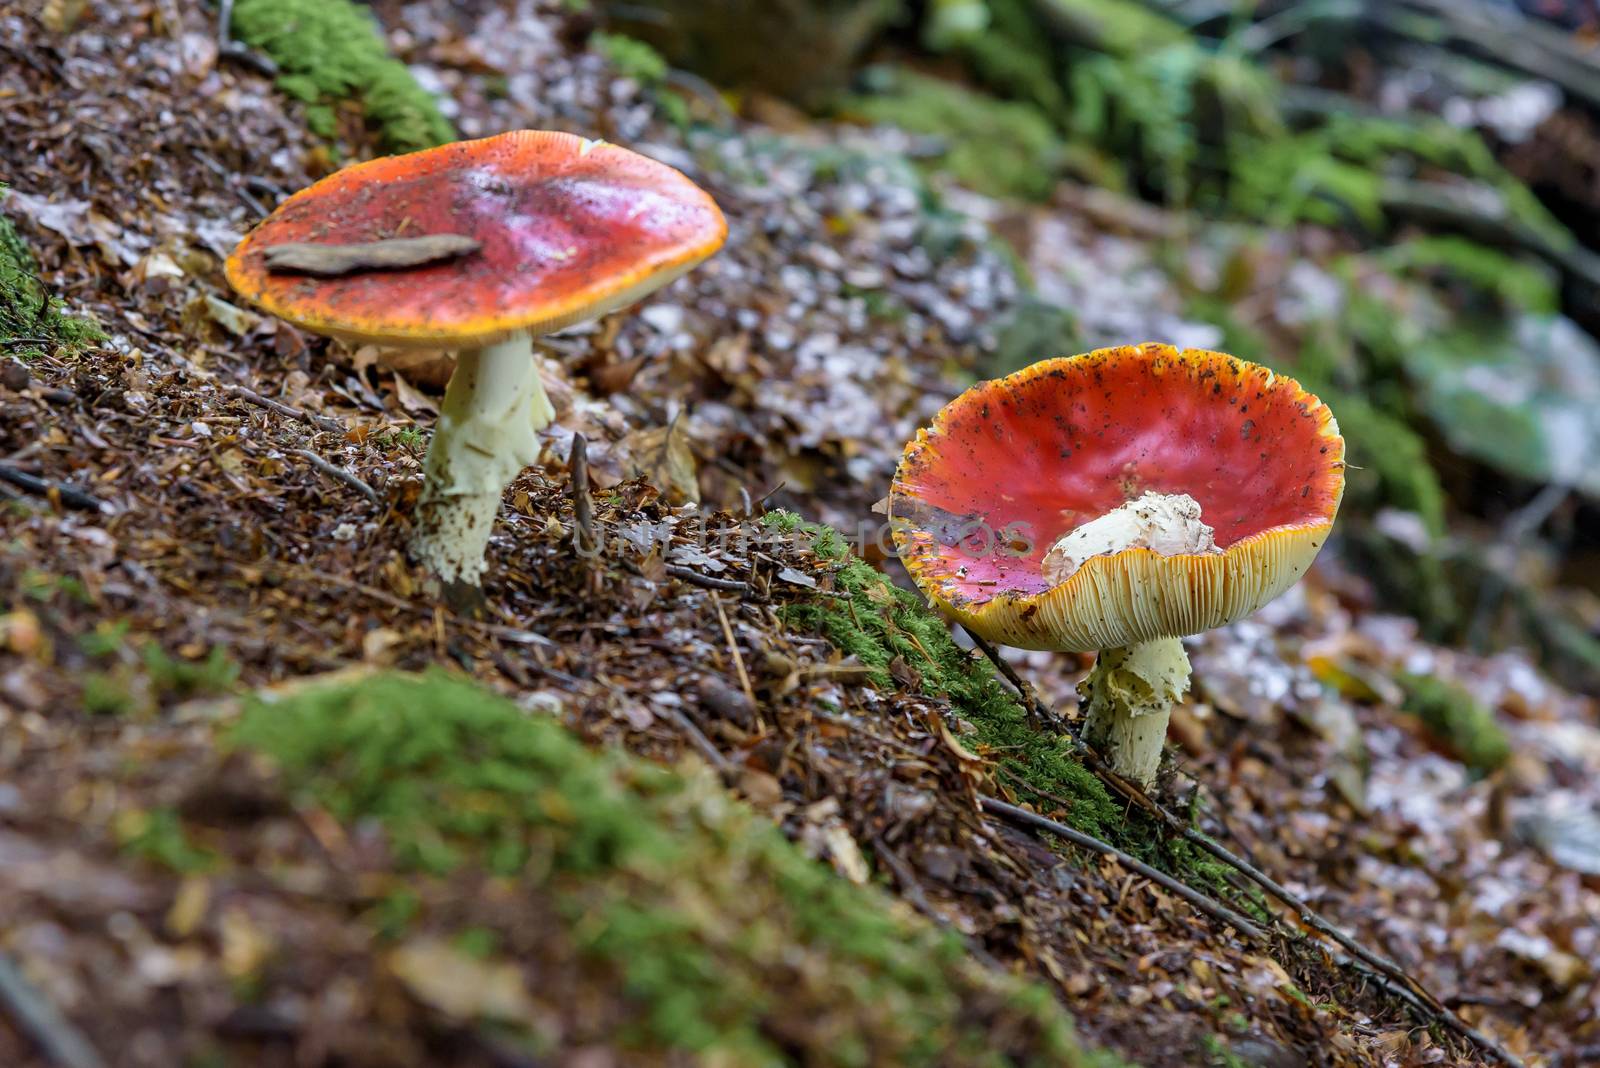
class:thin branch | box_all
[979,796,1266,942]
[664,565,749,593]
[713,594,758,710]
[662,705,735,776]
[288,449,379,506]
[0,463,111,514]
[0,953,106,1068]
[229,384,345,434]
[968,635,1528,1068]
[961,626,1065,731]
[874,836,1007,972]
[568,433,597,557]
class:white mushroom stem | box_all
[411,333,554,587]
[1046,490,1219,786]
[1080,638,1191,787]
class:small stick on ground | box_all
[663,706,735,776]
[230,385,345,433]
[969,636,1528,1068]
[0,464,111,514]
[874,836,1007,972]
[0,952,107,1068]
[979,796,1265,942]
[665,565,749,593]
[962,626,1065,731]
[289,449,379,506]
[568,433,597,557]
[713,594,758,711]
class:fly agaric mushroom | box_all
[889,342,1344,786]
[225,130,727,592]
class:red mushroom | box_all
[226,130,727,593]
[889,342,1345,785]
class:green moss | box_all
[590,31,669,86]
[1234,114,1565,244]
[230,0,454,152]
[1033,0,1188,56]
[983,295,1080,379]
[1071,44,1280,207]
[769,513,1116,839]
[940,0,1069,119]
[0,202,104,361]
[1395,673,1510,773]
[767,513,1263,920]
[1377,237,1558,315]
[230,669,1112,1066]
[118,808,218,873]
[843,69,1066,201]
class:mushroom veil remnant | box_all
[889,343,1345,786]
[226,130,727,597]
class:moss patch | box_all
[231,669,1115,1067]
[230,0,454,152]
[0,203,104,360]
[1395,673,1510,774]
[842,69,1067,201]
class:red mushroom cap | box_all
[225,130,727,347]
[889,343,1345,652]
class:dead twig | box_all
[0,952,107,1068]
[0,463,111,514]
[664,565,749,593]
[568,434,597,557]
[713,594,758,711]
[969,636,1528,1068]
[256,563,557,649]
[663,706,735,776]
[961,626,1065,731]
[288,449,379,506]
[229,385,344,433]
[978,796,1266,942]
[874,836,1007,972]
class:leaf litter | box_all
[0,2,1597,1066]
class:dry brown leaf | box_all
[389,938,535,1022]
[621,416,699,504]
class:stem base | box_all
[1080,636,1191,788]
[411,335,553,587]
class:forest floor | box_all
[1,2,1598,1067]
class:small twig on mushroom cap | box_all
[262,235,483,276]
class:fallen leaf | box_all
[390,938,535,1022]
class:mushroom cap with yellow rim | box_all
[888,343,1345,652]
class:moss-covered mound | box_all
[765,512,1124,840]
[230,669,1114,1067]
[230,0,454,152]
[841,69,1067,200]
[0,205,103,360]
